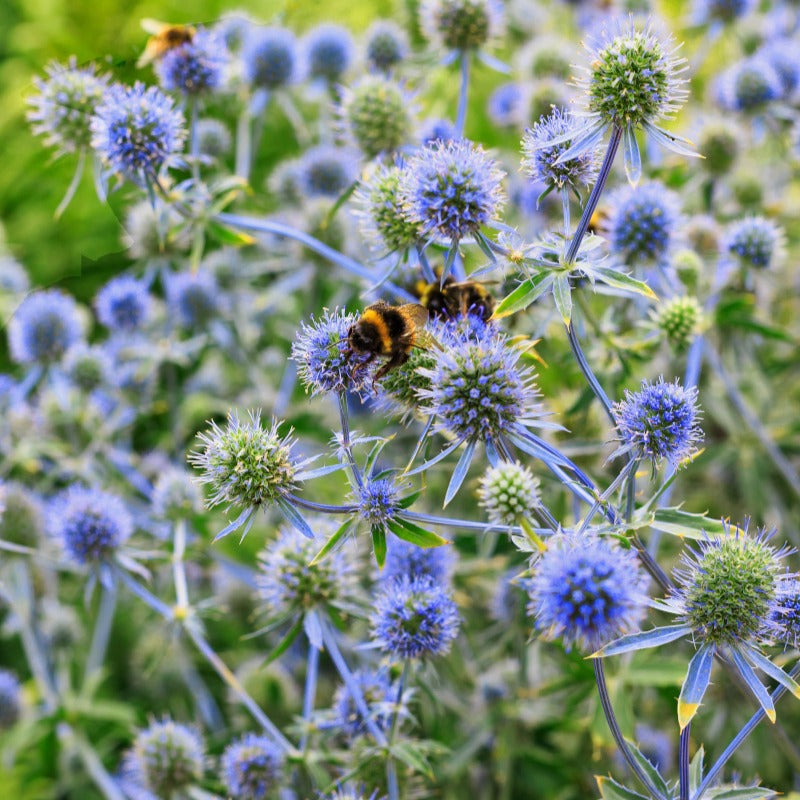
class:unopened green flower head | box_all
[419,0,503,52]
[342,76,412,158]
[672,248,704,289]
[583,23,688,129]
[698,119,738,176]
[477,460,541,526]
[655,295,704,350]
[189,411,297,510]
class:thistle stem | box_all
[338,392,364,489]
[679,724,691,800]
[566,319,615,426]
[234,104,252,180]
[594,660,666,800]
[83,581,118,686]
[455,51,470,136]
[300,643,320,752]
[565,126,622,265]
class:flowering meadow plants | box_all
[2,0,800,797]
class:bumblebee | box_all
[137,20,196,67]
[347,302,429,383]
[417,276,495,322]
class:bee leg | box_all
[372,353,408,389]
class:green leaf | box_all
[595,776,649,800]
[206,220,257,247]
[263,616,304,665]
[390,741,434,778]
[387,517,450,548]
[372,526,387,568]
[651,508,726,539]
[591,266,658,300]
[309,519,353,566]
[553,272,572,324]
[690,746,704,795]
[493,272,554,318]
[397,490,423,510]
[707,787,777,800]
[624,739,670,799]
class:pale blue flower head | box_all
[717,56,782,112]
[365,20,409,72]
[299,144,359,198]
[382,535,456,584]
[487,82,526,128]
[165,270,220,329]
[155,28,228,95]
[243,27,299,89]
[333,668,396,738]
[304,24,355,82]
[723,215,784,269]
[95,275,152,332]
[9,289,83,364]
[220,733,284,800]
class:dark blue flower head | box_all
[522,107,601,192]
[612,377,702,466]
[0,670,21,729]
[9,289,83,364]
[773,578,800,649]
[723,215,783,269]
[51,485,133,564]
[333,667,396,738]
[357,477,401,526]
[243,27,298,89]
[90,82,186,180]
[718,56,782,112]
[487,82,526,128]
[299,144,359,198]
[365,20,409,73]
[382,535,456,585]
[220,733,284,800]
[527,531,649,653]
[400,138,506,242]
[155,28,228,95]
[291,308,374,395]
[95,275,152,332]
[27,57,108,155]
[604,181,682,264]
[304,24,355,82]
[371,574,460,660]
[165,270,220,329]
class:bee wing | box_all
[141,18,168,34]
[400,303,429,328]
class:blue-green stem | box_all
[679,724,691,800]
[83,581,118,686]
[300,643,320,752]
[594,659,666,800]
[234,104,252,180]
[566,319,615,426]
[338,392,364,490]
[67,726,127,800]
[455,51,470,136]
[565,126,622,265]
[386,661,410,800]
[190,98,200,183]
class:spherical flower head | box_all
[419,117,458,145]
[477,460,541,526]
[487,82,526,128]
[51,485,133,564]
[371,574,460,660]
[417,328,540,444]
[95,275,152,332]
[673,525,790,647]
[155,28,228,95]
[0,670,21,729]
[123,199,190,260]
[299,144,358,199]
[243,27,298,89]
[304,24,355,82]
[27,57,109,155]
[291,308,374,395]
[527,532,649,653]
[762,40,800,100]
[528,78,573,123]
[189,411,297,511]
[400,139,506,242]
[62,344,112,392]
[773,579,800,649]
[718,57,781,112]
[604,181,682,264]
[693,0,755,24]
[353,163,422,254]
[9,289,83,365]
[697,119,738,176]
[152,467,204,520]
[419,0,504,52]
[342,76,413,158]
[382,535,456,584]
[0,483,44,547]
[583,22,688,129]
[220,733,284,800]
[520,37,572,80]
[365,20,409,72]
[90,82,186,180]
[130,719,205,797]
[334,668,394,738]
[723,215,783,269]
[522,108,600,191]
[267,158,304,205]
[165,270,220,329]
[257,523,354,615]
[357,477,400,526]
[655,296,704,350]
[613,377,702,466]
[196,118,231,159]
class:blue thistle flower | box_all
[127,718,205,798]
[773,579,800,649]
[90,82,186,181]
[196,118,232,159]
[418,117,458,145]
[27,57,108,156]
[723,215,784,269]
[333,667,396,738]
[151,466,203,521]
[604,181,682,264]
[521,107,601,193]
[365,20,409,73]
[220,733,285,800]
[419,0,504,52]
[692,0,755,24]
[94,275,152,332]
[304,24,355,82]
[717,56,782,112]
[62,343,114,392]
[487,82,526,128]
[382,535,456,584]
[8,289,83,364]
[0,670,21,729]
[291,308,374,395]
[400,138,506,244]
[612,377,702,467]
[242,27,298,90]
[357,478,401,527]
[51,485,133,564]
[164,270,220,329]
[298,144,359,199]
[155,28,228,95]
[371,574,460,660]
[761,39,800,100]
[526,531,649,653]
[215,12,257,54]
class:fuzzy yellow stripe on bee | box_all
[360,309,392,351]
